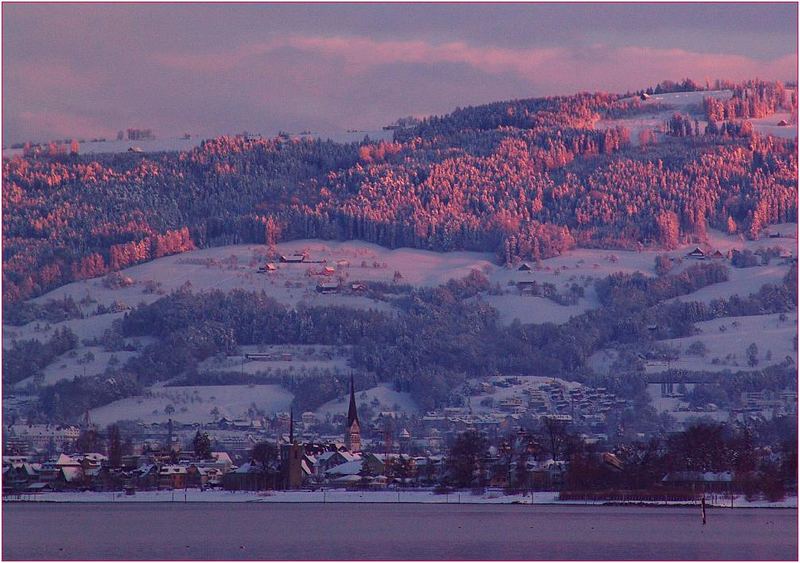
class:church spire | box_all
[347,373,359,427]
[345,373,361,453]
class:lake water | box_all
[3,503,796,560]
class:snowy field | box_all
[15,347,141,388]
[2,130,393,159]
[4,224,795,407]
[749,112,798,139]
[7,489,795,508]
[645,312,798,374]
[199,345,351,378]
[595,90,733,145]
[666,263,792,306]
[595,89,797,144]
[315,383,418,419]
[88,384,293,426]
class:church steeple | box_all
[344,373,361,453]
[347,373,359,428]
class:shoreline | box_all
[4,489,796,509]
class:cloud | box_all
[154,35,798,90]
[5,27,797,144]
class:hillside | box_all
[3,79,797,305]
[2,79,798,429]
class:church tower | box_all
[344,374,361,453]
[281,409,304,489]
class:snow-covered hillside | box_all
[88,384,293,426]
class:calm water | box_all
[3,503,797,560]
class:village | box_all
[2,229,797,502]
[4,366,796,505]
[2,376,609,496]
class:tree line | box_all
[4,80,796,303]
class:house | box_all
[279,254,306,263]
[777,119,789,126]
[324,459,364,480]
[640,92,651,101]
[222,462,278,491]
[2,460,40,492]
[526,459,567,489]
[516,280,538,293]
[132,464,160,490]
[361,453,416,478]
[257,262,278,273]
[320,266,336,276]
[312,451,359,475]
[709,250,725,260]
[301,412,316,427]
[38,454,85,489]
[518,263,532,272]
[158,465,187,489]
[351,282,367,292]
[316,281,339,294]
[686,247,706,260]
[6,424,81,451]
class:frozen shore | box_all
[4,489,796,508]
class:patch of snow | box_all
[646,311,798,374]
[315,383,418,420]
[88,384,293,426]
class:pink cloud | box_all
[154,35,797,90]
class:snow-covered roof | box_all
[61,467,83,482]
[325,460,363,476]
[55,454,81,467]
[211,452,233,466]
[340,452,361,463]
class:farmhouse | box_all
[686,247,706,260]
[316,281,340,294]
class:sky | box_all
[3,2,798,144]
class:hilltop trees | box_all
[3,80,796,304]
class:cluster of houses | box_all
[2,440,574,496]
[737,390,798,418]
[3,450,234,494]
[428,377,631,437]
[1,378,581,496]
[255,251,371,295]
[685,245,795,264]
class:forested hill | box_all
[3,79,797,303]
